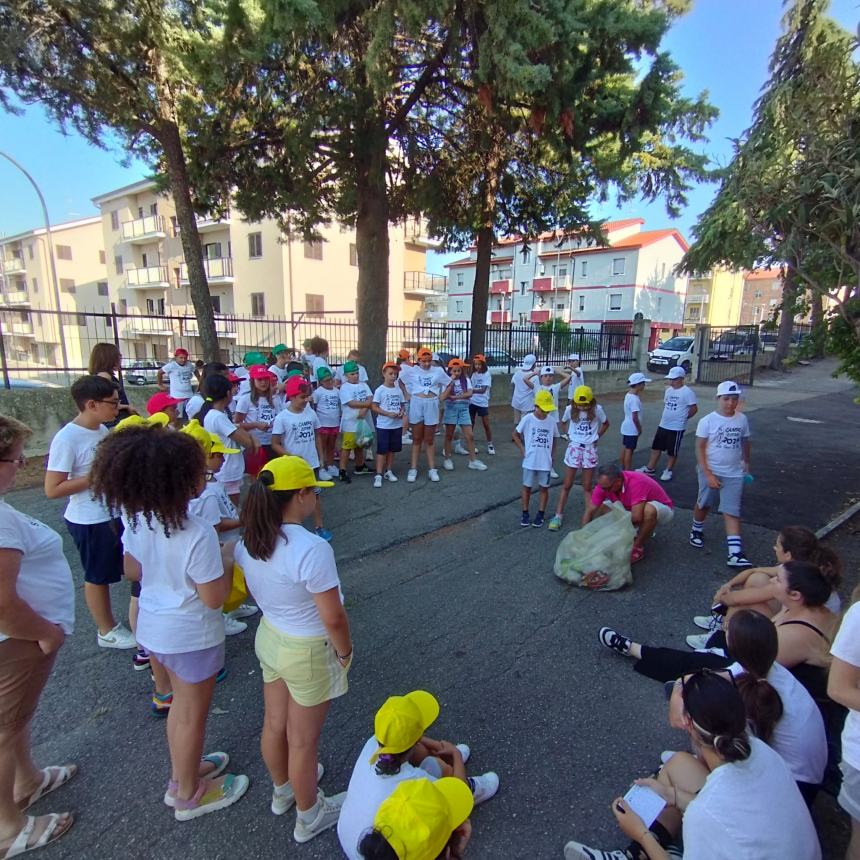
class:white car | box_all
[647,336,695,374]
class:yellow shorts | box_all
[341,432,358,451]
[254,616,348,707]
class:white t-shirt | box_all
[312,386,342,428]
[122,513,225,654]
[185,393,205,421]
[309,355,332,381]
[235,393,283,446]
[444,375,473,405]
[727,661,827,784]
[269,364,289,386]
[190,482,241,542]
[235,524,342,637]
[695,411,751,478]
[831,602,860,770]
[340,382,374,433]
[516,412,559,471]
[620,391,642,436]
[659,385,698,432]
[203,409,245,484]
[537,382,562,421]
[335,364,369,385]
[0,501,75,643]
[566,367,585,399]
[469,370,492,408]
[160,360,195,399]
[683,737,820,860]
[403,365,449,398]
[562,404,608,446]
[188,492,221,529]
[337,735,437,860]
[373,384,405,430]
[233,366,251,399]
[47,422,111,524]
[273,407,321,468]
[511,369,536,411]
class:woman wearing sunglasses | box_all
[565,671,820,860]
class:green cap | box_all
[243,351,266,366]
[272,343,289,355]
[316,366,333,381]
[343,360,359,374]
[287,369,304,378]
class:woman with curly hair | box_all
[90,426,249,821]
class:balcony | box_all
[126,265,169,290]
[403,217,443,249]
[2,256,25,274]
[119,315,174,338]
[0,290,30,306]
[180,257,234,285]
[196,212,232,234]
[8,321,34,337]
[530,310,551,323]
[531,276,570,292]
[490,279,513,295]
[183,315,239,339]
[488,310,511,324]
[121,215,167,244]
[403,271,446,297]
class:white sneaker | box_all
[223,615,248,636]
[406,468,418,483]
[97,624,137,650]
[293,790,346,843]
[373,474,383,488]
[443,458,454,471]
[428,469,440,482]
[453,440,469,455]
[229,603,258,620]
[456,743,471,763]
[660,469,673,481]
[636,465,656,474]
[384,470,398,483]
[660,750,678,765]
[323,465,337,479]
[487,443,496,455]
[550,468,560,479]
[469,772,499,805]
[272,763,324,815]
[685,632,712,650]
[468,459,488,471]
[402,432,412,445]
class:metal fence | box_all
[0,305,637,387]
[695,324,760,386]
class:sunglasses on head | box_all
[680,667,736,704]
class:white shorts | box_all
[564,442,599,471]
[523,468,551,489]
[649,500,675,525]
[409,397,440,426]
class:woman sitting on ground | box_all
[564,671,821,860]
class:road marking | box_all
[786,417,823,424]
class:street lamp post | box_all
[0,149,70,385]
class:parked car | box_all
[647,336,695,374]
[121,359,161,385]
[483,349,516,368]
[709,329,760,360]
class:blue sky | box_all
[1,0,856,274]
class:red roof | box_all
[609,229,688,252]
[444,255,513,269]
[744,269,783,281]
[494,218,645,247]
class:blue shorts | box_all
[444,401,471,426]
[65,518,124,586]
[469,404,489,419]
[622,434,639,451]
[376,427,403,455]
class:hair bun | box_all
[259,470,274,487]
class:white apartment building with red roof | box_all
[445,218,689,346]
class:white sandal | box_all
[19,766,78,811]
[4,813,74,859]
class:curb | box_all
[816,499,860,540]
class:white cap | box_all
[540,365,554,376]
[567,353,580,362]
[431,352,441,361]
[628,372,651,386]
[716,380,742,397]
[666,366,686,379]
[521,354,537,370]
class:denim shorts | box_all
[444,401,471,426]
[523,468,551,489]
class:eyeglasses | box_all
[96,399,121,407]
[0,456,27,466]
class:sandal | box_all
[163,752,230,807]
[4,813,74,858]
[18,766,78,811]
[173,773,249,821]
[630,545,645,564]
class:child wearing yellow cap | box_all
[548,386,610,532]
[512,391,560,528]
[337,690,498,860]
[235,456,351,844]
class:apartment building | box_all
[681,267,745,332]
[91,179,444,361]
[444,219,689,345]
[0,216,109,371]
[739,269,783,325]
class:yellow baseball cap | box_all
[372,778,474,860]
[573,385,594,405]
[180,419,214,454]
[534,390,557,412]
[112,413,170,432]
[369,691,440,764]
[260,455,334,490]
[208,432,239,455]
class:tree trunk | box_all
[809,290,826,357]
[770,265,799,370]
[354,115,390,388]
[155,126,219,362]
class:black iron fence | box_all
[0,305,638,388]
[695,324,760,386]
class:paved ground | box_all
[9,357,860,859]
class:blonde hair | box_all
[0,415,32,460]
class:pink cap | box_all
[249,365,277,381]
[285,375,311,398]
[147,392,182,414]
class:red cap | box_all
[227,372,241,384]
[147,392,182,414]
[174,348,188,357]
[286,375,312,398]
[249,365,276,381]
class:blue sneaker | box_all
[315,527,333,542]
[532,512,545,528]
[520,512,530,528]
[216,665,228,683]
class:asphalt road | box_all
[10,359,860,859]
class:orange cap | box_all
[382,361,399,371]
[472,354,486,363]
[417,348,432,359]
[447,358,465,369]
[397,348,411,360]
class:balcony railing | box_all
[0,290,30,305]
[403,217,442,249]
[9,321,34,336]
[530,310,551,323]
[119,315,173,337]
[489,279,513,295]
[531,276,570,292]
[488,310,511,324]
[121,215,167,243]
[183,315,239,338]
[126,265,169,289]
[1,257,25,274]
[686,293,710,304]
[180,257,234,283]
[403,271,446,295]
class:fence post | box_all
[0,316,9,389]
[631,317,650,372]
[693,324,710,383]
[506,323,514,373]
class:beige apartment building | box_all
[0,216,109,373]
[91,179,445,362]
[681,267,746,332]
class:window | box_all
[141,252,149,267]
[306,293,324,316]
[19,311,29,323]
[609,293,622,311]
[578,294,585,312]
[118,299,128,313]
[521,248,530,262]
[149,203,158,216]
[56,245,72,260]
[170,216,180,237]
[349,244,358,267]
[520,281,527,295]
[210,295,221,314]
[97,281,109,297]
[455,300,463,313]
[248,232,262,258]
[173,267,181,288]
[456,273,464,288]
[76,314,87,327]
[60,278,76,294]
[27,244,33,260]
[556,303,565,311]
[555,266,567,280]
[612,257,625,275]
[580,260,587,277]
[99,250,106,264]
[31,278,38,294]
[203,242,222,260]
[656,296,662,314]
[495,267,512,280]
[115,255,123,275]
[146,298,165,315]
[303,240,323,261]
[110,211,120,231]
[251,292,265,315]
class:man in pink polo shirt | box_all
[583,462,674,563]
